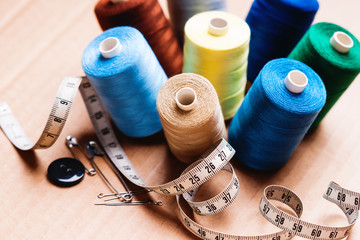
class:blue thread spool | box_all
[245,0,319,83]
[228,58,326,170]
[82,27,167,137]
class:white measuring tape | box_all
[1,76,359,239]
[0,77,80,150]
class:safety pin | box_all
[98,189,152,202]
[87,140,160,205]
[66,136,96,176]
[87,141,132,193]
[87,141,151,202]
[97,189,151,199]
[95,200,163,206]
[85,141,133,202]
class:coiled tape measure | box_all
[0,76,359,239]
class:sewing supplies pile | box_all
[1,0,360,239]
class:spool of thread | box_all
[288,22,360,129]
[82,26,167,138]
[246,0,319,83]
[94,0,183,77]
[157,73,226,164]
[228,58,326,170]
[183,11,250,120]
[167,0,226,46]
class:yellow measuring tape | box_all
[0,76,359,239]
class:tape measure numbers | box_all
[259,182,358,240]
[178,182,359,240]
[0,77,81,150]
[1,76,359,239]
[80,76,236,195]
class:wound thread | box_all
[82,27,167,137]
[228,58,326,170]
[183,11,250,120]
[245,0,319,83]
[289,22,360,130]
[95,0,183,77]
[157,73,226,164]
[167,0,226,46]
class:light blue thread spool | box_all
[228,58,326,170]
[82,26,167,137]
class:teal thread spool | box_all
[289,22,360,129]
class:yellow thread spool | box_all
[157,73,226,164]
[183,11,250,120]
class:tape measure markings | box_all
[183,164,239,216]
[0,76,81,150]
[78,77,244,220]
[177,193,294,240]
[260,184,358,240]
[1,76,360,240]
[324,181,360,211]
[79,77,148,187]
[79,77,237,197]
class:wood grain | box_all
[0,0,359,239]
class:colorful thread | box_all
[246,0,319,83]
[183,11,250,120]
[82,26,167,138]
[157,73,226,164]
[94,0,183,77]
[228,58,326,170]
[167,0,226,46]
[289,22,360,129]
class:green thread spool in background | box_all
[289,22,360,129]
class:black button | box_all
[47,157,85,187]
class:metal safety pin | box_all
[97,189,152,202]
[97,189,151,199]
[87,140,161,205]
[95,200,163,206]
[85,141,133,202]
[87,141,132,193]
[66,136,96,176]
[88,141,151,201]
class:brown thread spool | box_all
[94,0,183,77]
[157,73,226,164]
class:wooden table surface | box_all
[1,0,360,239]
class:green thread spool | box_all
[289,22,360,129]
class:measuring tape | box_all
[1,76,359,239]
[178,181,359,240]
[258,182,358,240]
[0,77,81,150]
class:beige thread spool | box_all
[157,73,226,164]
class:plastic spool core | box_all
[99,37,122,59]
[175,87,197,111]
[330,31,354,54]
[208,18,229,36]
[284,70,308,94]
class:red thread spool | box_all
[95,0,183,77]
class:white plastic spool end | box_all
[175,87,197,111]
[208,17,229,36]
[330,31,353,54]
[99,37,122,59]
[284,70,308,94]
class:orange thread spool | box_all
[95,0,183,77]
